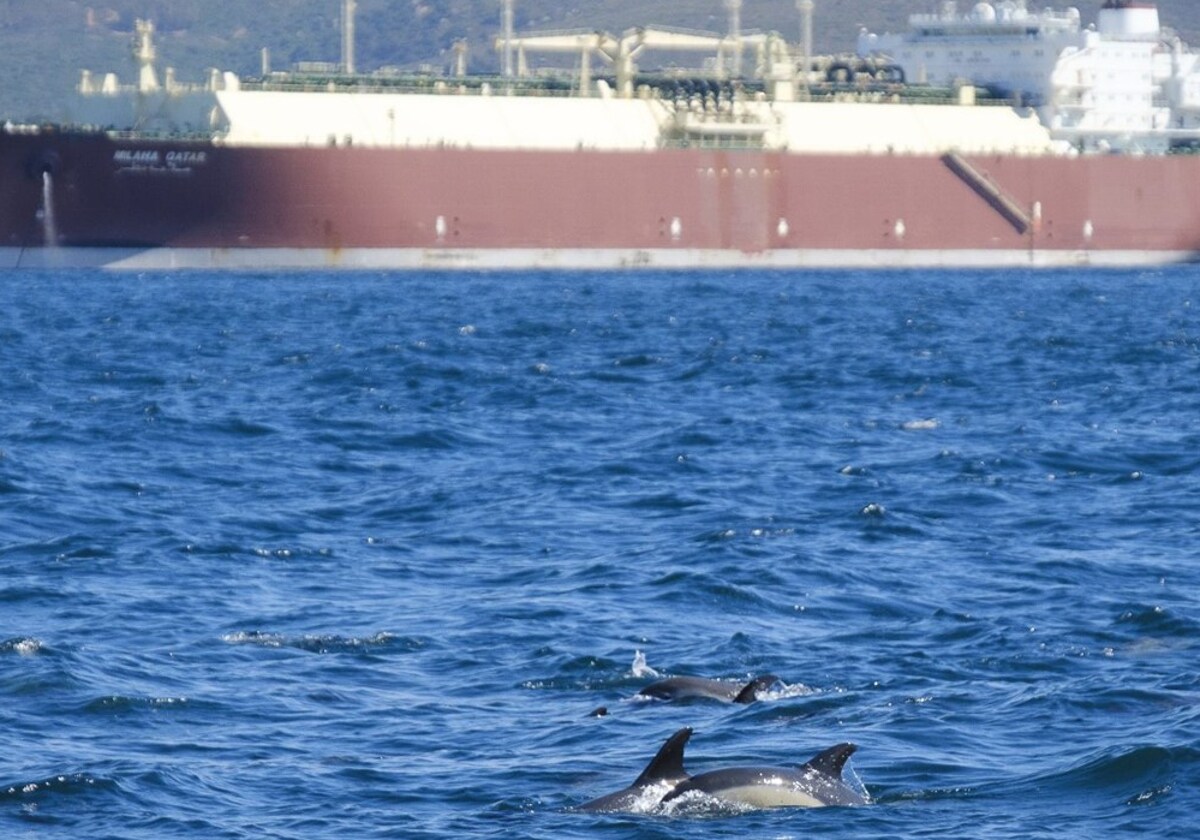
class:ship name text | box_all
[113,149,209,175]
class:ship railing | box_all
[241,75,581,98]
[661,135,766,151]
[804,87,1015,107]
[103,128,220,140]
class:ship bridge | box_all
[860,0,1200,152]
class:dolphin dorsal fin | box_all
[802,743,858,779]
[633,727,692,786]
[733,674,780,704]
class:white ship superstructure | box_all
[860,1,1200,152]
[857,2,1084,96]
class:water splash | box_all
[221,630,420,654]
[0,636,43,656]
[41,170,58,246]
[2,773,107,801]
[630,650,660,678]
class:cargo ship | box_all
[4,0,1200,270]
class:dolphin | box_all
[661,742,866,810]
[577,727,693,813]
[637,674,780,704]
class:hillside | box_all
[2,1,1198,120]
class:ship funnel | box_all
[1098,0,1160,40]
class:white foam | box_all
[628,781,678,814]
[660,788,754,817]
[757,681,818,701]
[2,637,43,656]
[13,638,42,656]
[222,630,284,647]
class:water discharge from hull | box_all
[41,170,58,247]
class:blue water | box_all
[2,268,1198,838]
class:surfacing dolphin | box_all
[637,674,781,704]
[661,742,866,810]
[577,727,693,813]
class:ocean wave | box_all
[948,744,1195,810]
[1114,605,1198,638]
[519,658,633,694]
[880,745,1191,810]
[221,630,426,655]
[208,416,280,437]
[1053,745,1187,792]
[1,773,114,801]
[647,571,784,612]
[383,429,485,451]
[80,695,194,714]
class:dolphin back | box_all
[638,676,736,701]
[802,743,857,779]
[639,674,780,703]
[632,727,693,786]
[577,727,693,813]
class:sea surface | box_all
[1,267,1198,839]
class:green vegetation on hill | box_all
[2,1,1197,120]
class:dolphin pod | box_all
[637,674,781,704]
[579,727,867,813]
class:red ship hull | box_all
[4,129,1200,268]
